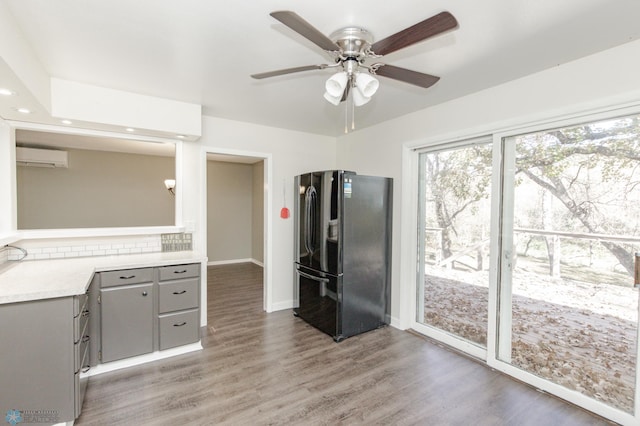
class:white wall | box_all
[337,39,640,328]
[184,117,336,311]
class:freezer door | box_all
[295,171,342,275]
[342,175,393,331]
[295,265,341,339]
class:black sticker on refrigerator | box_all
[344,180,352,198]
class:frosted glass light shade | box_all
[325,72,348,97]
[352,88,371,106]
[324,91,342,106]
[164,179,176,190]
[355,72,379,98]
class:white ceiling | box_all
[3,0,640,138]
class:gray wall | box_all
[207,160,263,263]
[17,148,175,229]
[252,161,264,264]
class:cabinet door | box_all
[100,283,153,362]
[0,298,76,423]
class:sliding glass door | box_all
[498,115,640,414]
[417,139,493,351]
[415,113,640,422]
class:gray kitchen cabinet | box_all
[97,263,200,362]
[158,263,200,350]
[0,288,91,424]
[100,277,154,362]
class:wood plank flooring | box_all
[76,263,614,425]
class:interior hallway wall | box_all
[252,161,264,264]
[206,160,254,263]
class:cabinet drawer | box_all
[100,268,154,288]
[75,331,90,373]
[159,278,199,313]
[75,343,90,418]
[74,308,90,344]
[159,263,199,281]
[74,291,89,317]
[158,309,199,350]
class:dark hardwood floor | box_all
[76,263,614,425]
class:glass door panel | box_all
[417,141,492,348]
[500,115,640,413]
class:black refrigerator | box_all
[293,170,392,342]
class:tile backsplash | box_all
[4,234,164,262]
[0,233,195,265]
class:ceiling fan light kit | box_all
[323,90,342,106]
[352,87,371,107]
[325,71,349,97]
[355,72,379,98]
[252,10,459,129]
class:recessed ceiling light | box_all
[0,88,16,96]
[125,128,135,132]
[61,119,72,125]
[15,107,31,114]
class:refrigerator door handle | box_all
[304,188,311,254]
[304,185,318,254]
[297,269,329,283]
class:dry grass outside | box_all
[422,262,638,413]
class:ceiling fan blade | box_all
[270,11,340,52]
[373,64,440,88]
[371,11,458,56]
[251,64,329,79]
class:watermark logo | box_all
[4,410,22,425]
[4,409,58,424]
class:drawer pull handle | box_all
[82,365,91,374]
[120,275,136,280]
[81,335,90,343]
[172,290,187,295]
[173,322,187,327]
[174,270,188,274]
[82,309,90,317]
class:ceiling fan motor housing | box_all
[330,27,373,62]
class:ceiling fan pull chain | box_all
[344,79,350,134]
[351,88,355,130]
[344,97,349,134]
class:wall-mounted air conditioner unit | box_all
[16,147,68,168]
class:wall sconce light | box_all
[164,179,176,195]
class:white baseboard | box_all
[270,299,294,312]
[207,258,264,267]
[389,315,403,330]
[85,342,203,377]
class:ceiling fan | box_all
[251,10,459,106]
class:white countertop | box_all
[0,251,204,304]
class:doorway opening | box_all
[204,151,269,319]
